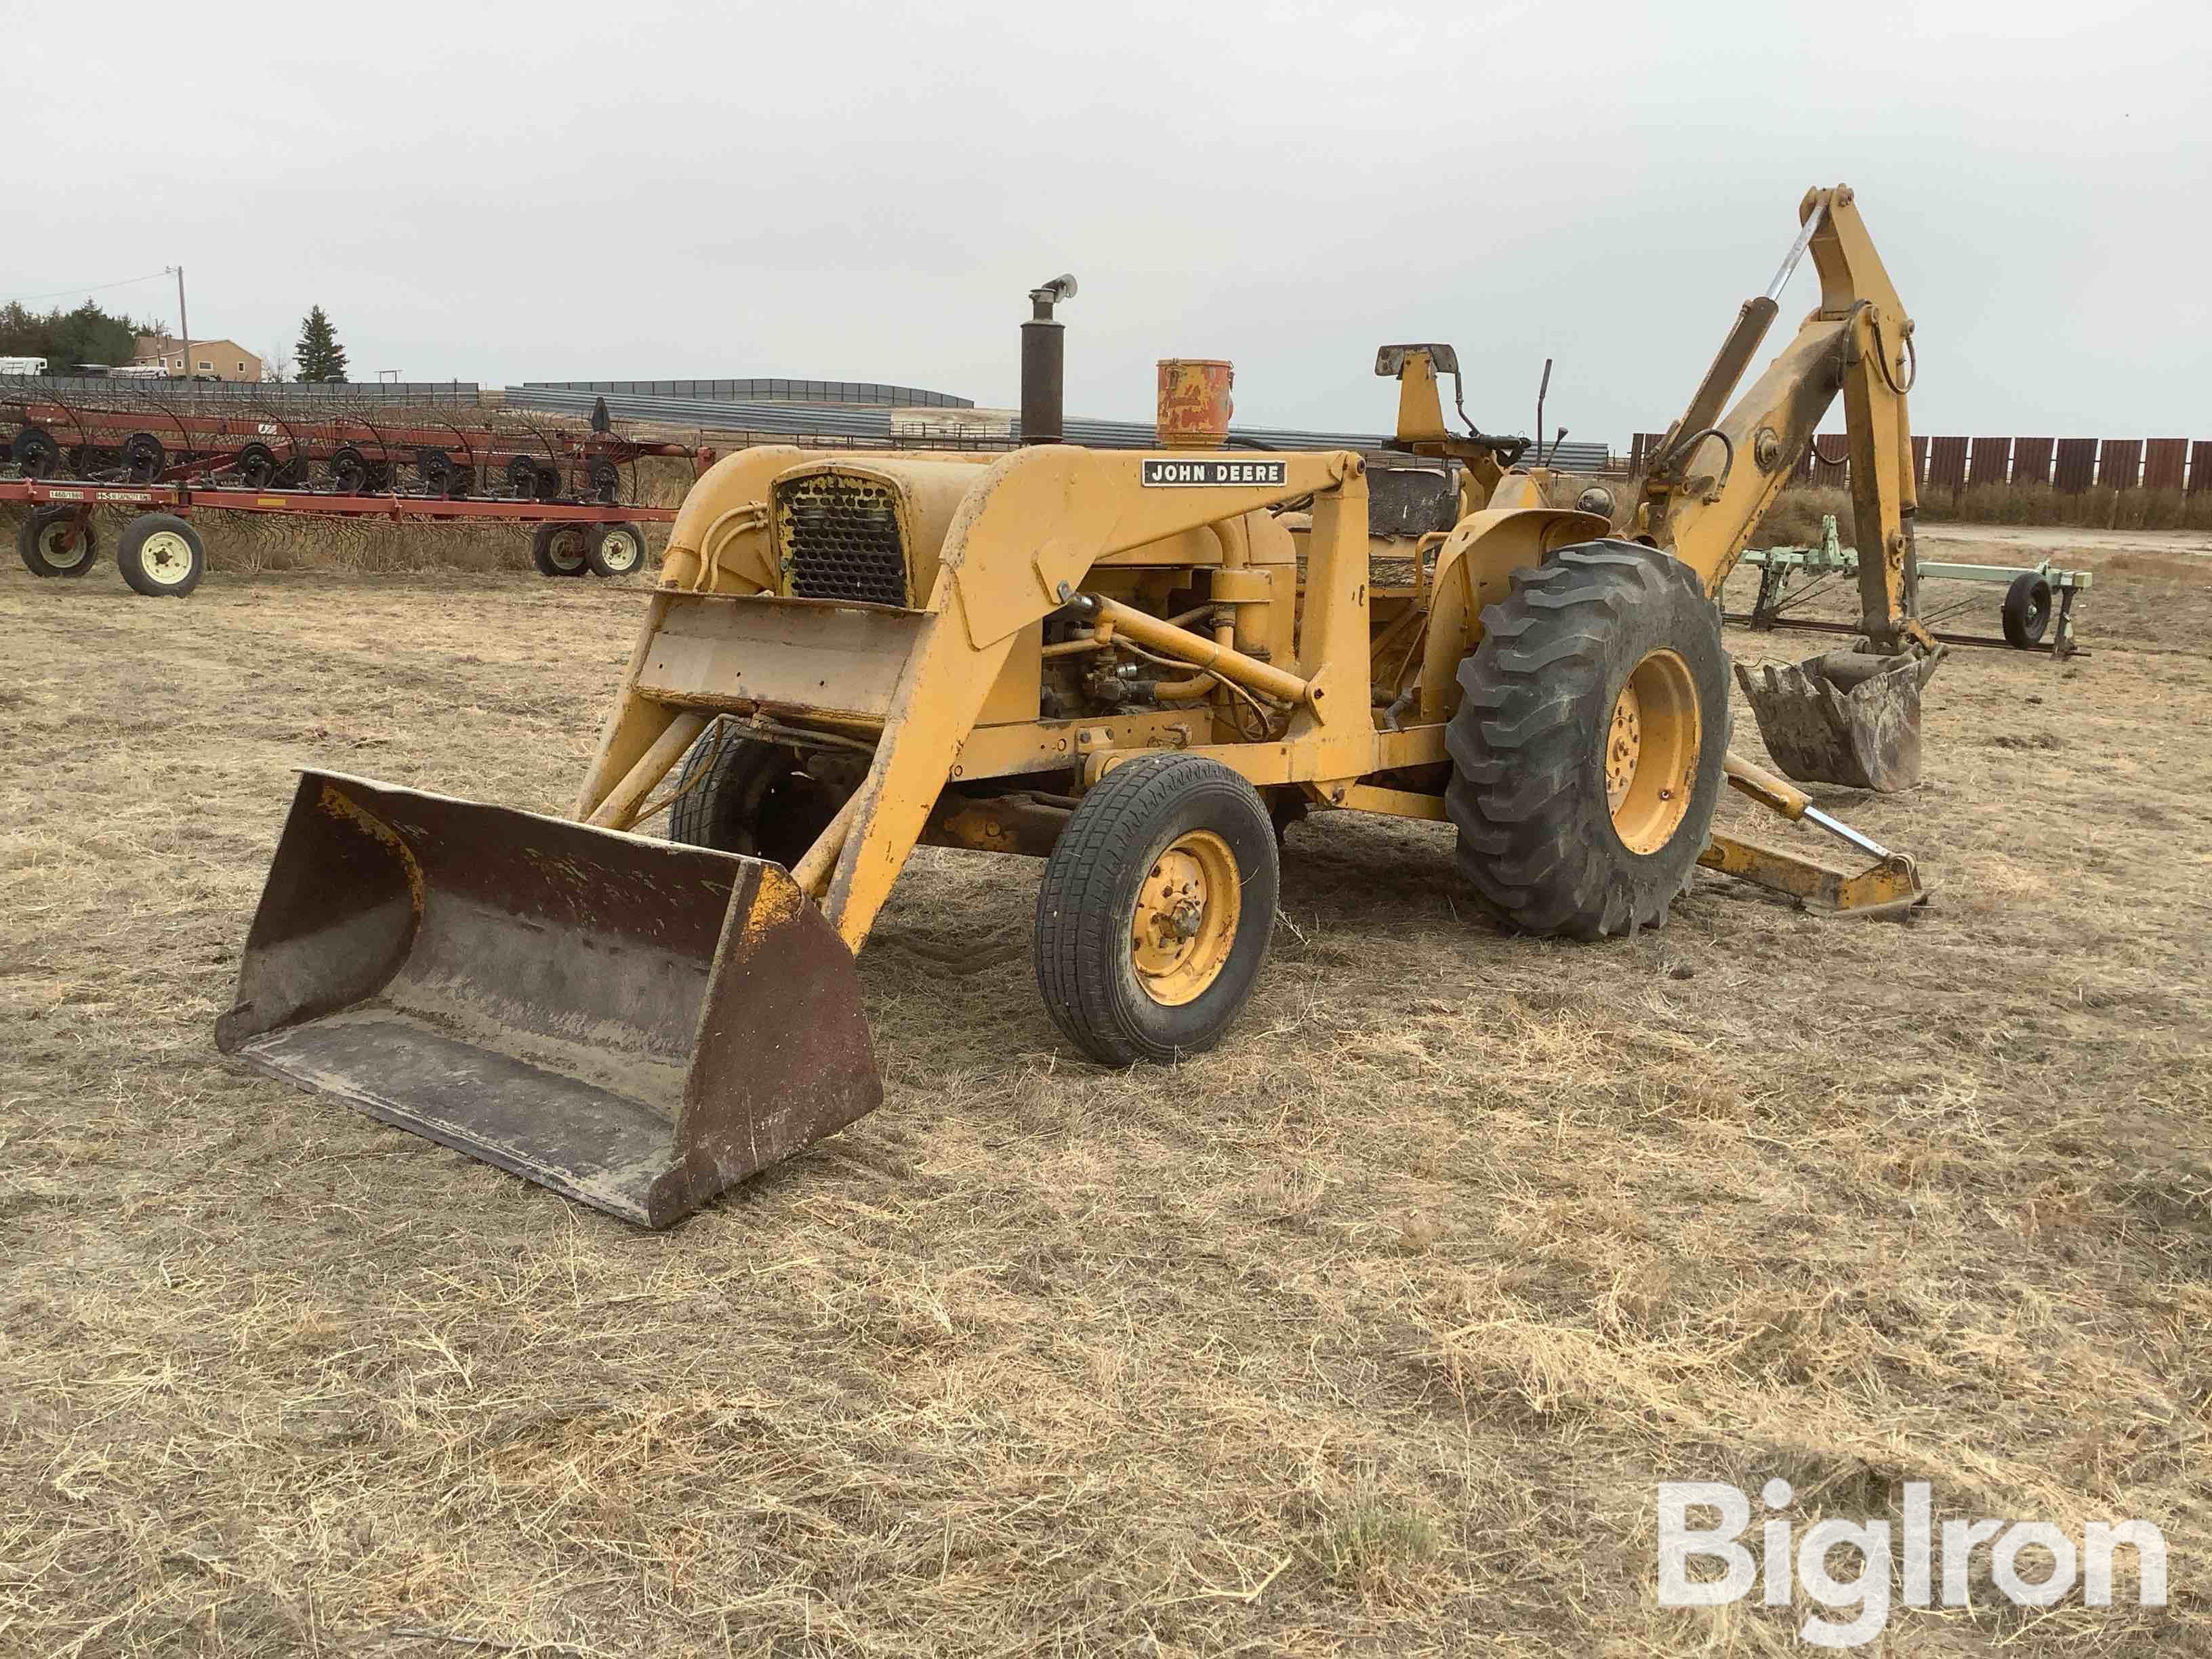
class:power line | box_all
[5,270,173,306]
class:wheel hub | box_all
[1605,682,1643,815]
[1129,830,1240,1006]
[139,530,194,585]
[1603,648,1701,855]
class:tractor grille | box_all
[777,474,908,607]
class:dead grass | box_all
[1750,485,1856,548]
[1924,483,2212,533]
[1,546,2209,1654]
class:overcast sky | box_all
[12,1,2207,441]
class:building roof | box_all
[134,335,260,360]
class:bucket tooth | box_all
[216,771,882,1227]
[1734,648,1943,793]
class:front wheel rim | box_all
[1605,647,1700,855]
[1129,829,1240,1006]
[136,530,197,586]
[602,531,640,572]
[548,531,587,572]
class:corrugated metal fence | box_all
[505,383,1614,465]
[520,378,973,409]
[1631,430,2211,493]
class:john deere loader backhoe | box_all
[219,185,1941,1227]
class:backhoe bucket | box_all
[215,772,882,1227]
[1734,649,1944,793]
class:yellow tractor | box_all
[219,185,1940,1227]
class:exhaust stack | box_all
[1021,274,1076,445]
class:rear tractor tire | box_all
[1034,754,1279,1067]
[530,522,590,577]
[18,506,98,577]
[667,723,855,869]
[1446,539,1728,938]
[117,512,205,598]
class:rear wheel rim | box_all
[547,530,587,572]
[601,530,640,572]
[39,520,91,571]
[136,529,196,587]
[1130,830,1240,1006]
[1605,647,1700,855]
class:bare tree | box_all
[262,342,293,384]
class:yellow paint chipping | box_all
[316,783,426,920]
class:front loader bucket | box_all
[1733,649,1944,793]
[215,772,882,1227]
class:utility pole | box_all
[168,265,190,380]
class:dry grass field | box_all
[2,512,2209,1656]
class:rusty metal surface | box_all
[1967,437,2011,489]
[2053,438,2098,494]
[1925,436,1969,495]
[215,772,882,1227]
[2098,438,2142,491]
[2011,438,2054,487]
[1734,651,1942,793]
[2143,438,2189,492]
[1155,360,1234,449]
[1365,466,1459,537]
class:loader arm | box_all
[1639,185,1928,657]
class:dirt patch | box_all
[2,545,2208,1654]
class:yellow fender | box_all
[1416,503,1612,723]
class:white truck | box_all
[0,356,49,376]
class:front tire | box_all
[117,512,205,597]
[1034,754,1278,1066]
[667,724,851,868]
[1446,540,1727,938]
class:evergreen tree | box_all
[0,298,155,369]
[295,306,348,382]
